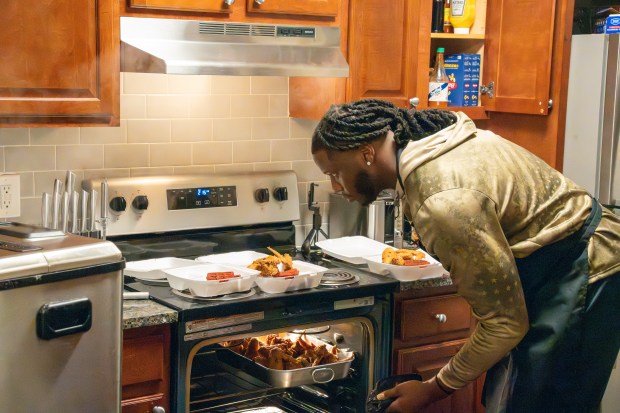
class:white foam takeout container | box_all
[363,248,447,281]
[164,263,259,297]
[254,261,328,294]
[195,250,268,266]
[315,236,393,264]
[125,257,196,281]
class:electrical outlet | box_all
[0,174,20,218]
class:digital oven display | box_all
[166,186,237,210]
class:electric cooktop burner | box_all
[171,288,257,301]
[319,270,360,287]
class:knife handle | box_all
[41,192,50,228]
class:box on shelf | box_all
[595,14,620,34]
[445,53,480,107]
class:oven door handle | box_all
[312,367,335,383]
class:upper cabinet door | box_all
[246,0,339,17]
[347,0,426,108]
[0,0,119,126]
[481,0,556,115]
[129,0,232,13]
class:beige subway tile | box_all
[127,120,171,143]
[0,147,4,172]
[104,144,149,168]
[270,139,307,161]
[172,119,213,142]
[213,164,254,173]
[297,182,306,204]
[231,95,269,118]
[123,72,168,94]
[292,160,327,182]
[233,141,270,163]
[120,95,146,119]
[168,75,211,94]
[269,95,289,117]
[17,172,34,198]
[34,171,76,196]
[80,122,127,144]
[173,165,215,175]
[189,95,231,118]
[150,143,192,166]
[30,128,79,145]
[212,118,251,141]
[130,167,175,177]
[5,146,55,172]
[254,161,292,172]
[192,142,233,165]
[251,77,288,94]
[0,129,29,145]
[57,145,104,170]
[211,76,251,94]
[252,118,290,140]
[290,118,319,139]
[146,95,189,119]
[17,197,40,226]
[82,169,130,180]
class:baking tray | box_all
[218,335,354,388]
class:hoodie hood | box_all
[397,112,477,191]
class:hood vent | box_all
[121,17,349,77]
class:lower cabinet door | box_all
[397,339,484,413]
[122,394,165,413]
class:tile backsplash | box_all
[0,73,332,246]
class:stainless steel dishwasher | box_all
[0,224,124,413]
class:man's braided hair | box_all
[311,99,457,152]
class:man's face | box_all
[313,148,380,206]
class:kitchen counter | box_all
[123,299,177,330]
[398,274,453,292]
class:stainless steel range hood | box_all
[120,17,349,77]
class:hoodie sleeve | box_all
[413,188,529,390]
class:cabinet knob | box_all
[223,0,235,4]
[255,0,265,4]
[152,407,166,413]
[435,313,447,323]
[409,97,420,108]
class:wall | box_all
[0,73,332,246]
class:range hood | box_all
[120,17,349,77]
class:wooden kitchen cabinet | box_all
[246,0,339,18]
[0,0,119,127]
[393,287,485,413]
[122,324,171,413]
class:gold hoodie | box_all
[398,112,620,390]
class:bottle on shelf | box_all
[450,0,476,34]
[428,47,449,108]
[443,0,454,33]
[432,0,445,33]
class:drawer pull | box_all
[435,313,447,323]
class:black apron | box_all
[483,199,603,413]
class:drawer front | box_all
[122,393,165,413]
[396,339,466,379]
[400,295,471,343]
[122,334,165,386]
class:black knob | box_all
[255,188,270,203]
[109,196,127,212]
[273,187,288,201]
[132,195,149,211]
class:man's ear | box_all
[359,143,375,165]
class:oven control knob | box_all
[255,188,270,203]
[109,196,127,212]
[273,186,288,201]
[132,195,149,211]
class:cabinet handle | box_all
[152,407,166,413]
[255,0,266,4]
[435,313,447,323]
[409,97,420,108]
[223,0,235,4]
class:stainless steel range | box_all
[82,172,398,413]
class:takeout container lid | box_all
[195,250,267,266]
[315,236,390,264]
[255,261,327,294]
[125,257,196,280]
[164,263,259,297]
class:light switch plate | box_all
[0,174,20,218]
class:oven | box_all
[82,172,398,413]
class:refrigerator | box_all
[563,33,619,413]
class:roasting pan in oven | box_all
[218,334,355,388]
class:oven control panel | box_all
[166,186,237,210]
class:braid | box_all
[311,99,457,152]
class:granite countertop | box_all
[398,274,453,292]
[123,299,178,330]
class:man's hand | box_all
[377,377,451,412]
